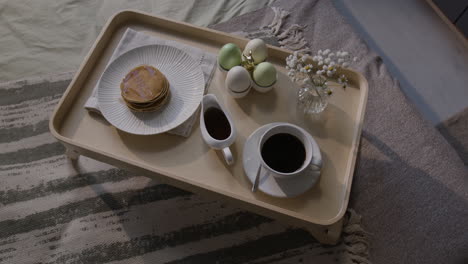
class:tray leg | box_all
[302,218,343,245]
[65,148,80,160]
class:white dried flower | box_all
[338,74,348,88]
[286,48,356,93]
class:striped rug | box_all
[0,72,368,263]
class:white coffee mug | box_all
[257,123,322,179]
[200,94,237,165]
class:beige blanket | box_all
[0,0,274,81]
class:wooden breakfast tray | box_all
[49,10,368,244]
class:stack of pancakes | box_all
[120,65,170,112]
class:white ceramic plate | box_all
[243,123,322,198]
[98,45,205,135]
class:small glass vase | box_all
[297,84,329,114]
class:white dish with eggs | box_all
[218,39,278,98]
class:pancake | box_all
[120,65,168,103]
[125,90,171,112]
[122,78,169,104]
[120,65,171,112]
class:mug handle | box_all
[310,156,323,171]
[222,147,234,165]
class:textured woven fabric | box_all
[213,1,468,263]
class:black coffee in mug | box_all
[261,133,306,173]
[204,107,231,140]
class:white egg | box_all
[243,39,268,64]
[225,66,251,98]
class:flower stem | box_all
[306,72,323,101]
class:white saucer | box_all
[243,123,322,198]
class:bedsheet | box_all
[0,0,274,81]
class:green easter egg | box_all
[218,43,242,70]
[253,62,277,87]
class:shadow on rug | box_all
[437,107,468,166]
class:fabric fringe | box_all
[277,24,310,54]
[263,7,290,35]
[341,209,371,264]
[263,7,310,54]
